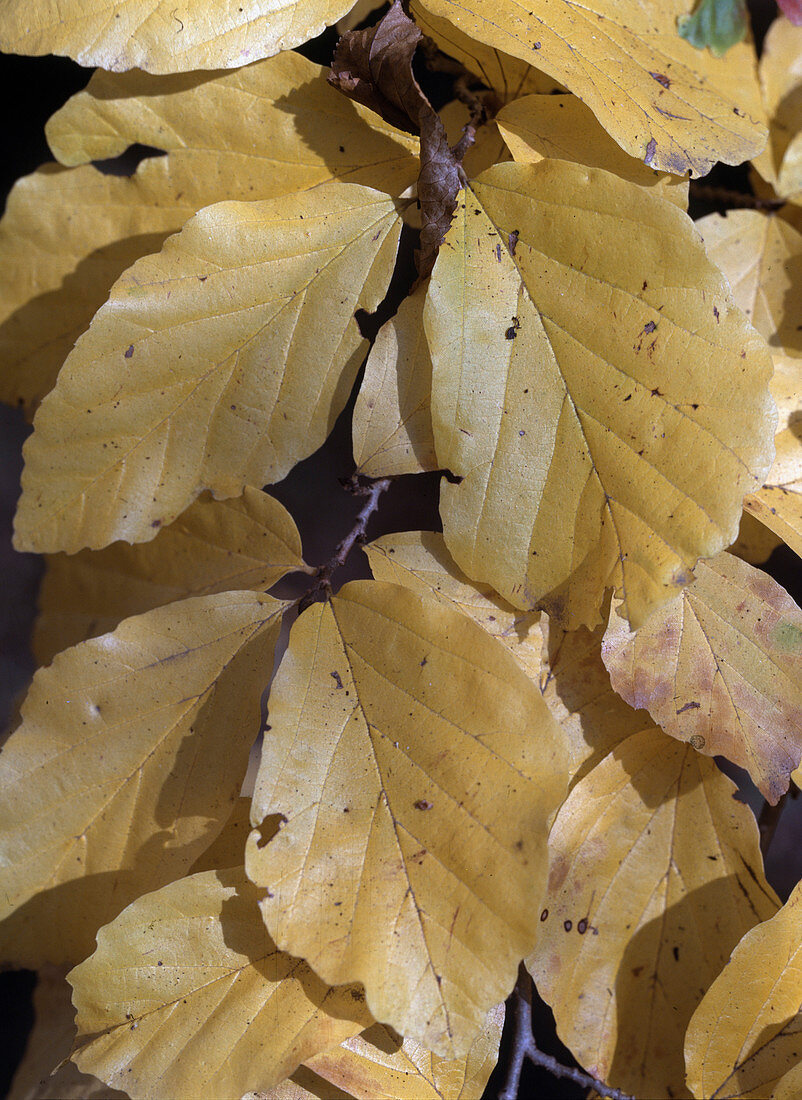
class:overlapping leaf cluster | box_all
[1,1,802,1098]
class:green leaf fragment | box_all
[677,0,748,57]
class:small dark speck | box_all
[414,798,433,811]
[564,920,573,932]
[578,918,588,934]
[691,403,699,410]
[643,320,657,334]
[339,145,345,152]
[124,345,134,359]
[198,275,208,282]
[707,855,718,861]
[642,280,648,291]
[672,946,680,961]
[713,306,720,322]
[151,519,162,528]
[533,40,541,48]
[420,656,428,667]
[540,908,549,921]
[330,670,343,689]
[623,394,632,402]
[343,806,350,813]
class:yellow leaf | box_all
[412,0,766,175]
[364,531,542,681]
[69,868,372,1099]
[189,797,257,874]
[0,0,356,73]
[366,532,643,779]
[745,426,802,560]
[8,967,126,1100]
[697,210,802,370]
[409,0,562,102]
[301,1008,503,1099]
[496,94,689,207]
[685,880,802,1099]
[602,551,802,804]
[33,487,307,665]
[14,183,403,554]
[752,17,802,199]
[729,509,782,566]
[0,165,186,416]
[0,55,417,415]
[352,289,438,478]
[0,591,286,967]
[773,1057,802,1100]
[425,162,775,630]
[539,612,647,783]
[246,580,568,1057]
[528,727,779,1099]
[45,58,419,190]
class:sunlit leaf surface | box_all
[247,580,567,1056]
[0,592,285,965]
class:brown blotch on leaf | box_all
[414,798,433,810]
[328,0,468,279]
[563,919,573,932]
[649,71,671,88]
[124,345,134,359]
[330,670,344,689]
[676,700,701,714]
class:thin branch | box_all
[759,792,787,858]
[689,182,784,211]
[299,476,391,611]
[496,965,637,1100]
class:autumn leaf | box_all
[729,509,781,566]
[366,532,644,779]
[352,287,438,478]
[32,487,307,664]
[0,592,286,966]
[0,0,356,73]
[246,580,568,1057]
[685,880,802,1099]
[425,161,775,630]
[412,0,766,175]
[13,183,403,554]
[677,0,749,57]
[300,1008,504,1099]
[538,611,647,783]
[751,17,802,200]
[602,552,802,803]
[409,0,562,102]
[496,94,689,207]
[328,0,461,278]
[696,210,802,370]
[188,797,257,875]
[774,1058,802,1100]
[8,967,126,1100]
[528,727,779,1099]
[364,531,543,681]
[0,54,418,415]
[68,868,372,1099]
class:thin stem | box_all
[689,182,783,210]
[496,965,637,1100]
[298,476,391,611]
[497,965,533,1100]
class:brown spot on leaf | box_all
[644,138,657,166]
[689,734,706,750]
[124,345,134,359]
[414,798,433,810]
[649,71,671,88]
[540,908,549,921]
[676,700,700,714]
[330,670,344,689]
